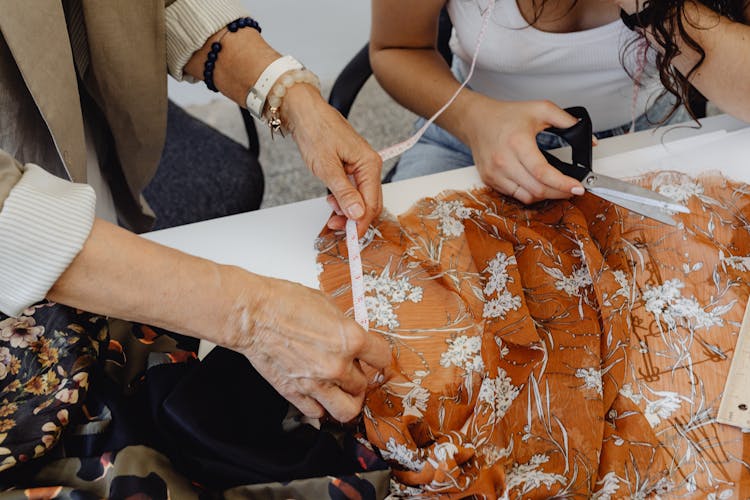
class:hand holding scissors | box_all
[543,106,690,225]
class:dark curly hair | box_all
[525,0,748,123]
[637,0,748,122]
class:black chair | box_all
[328,9,454,183]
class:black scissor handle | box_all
[541,106,593,182]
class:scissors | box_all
[542,106,690,225]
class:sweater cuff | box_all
[0,165,96,317]
[166,0,250,82]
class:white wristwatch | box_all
[245,55,304,119]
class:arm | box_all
[370,0,584,203]
[666,2,750,121]
[178,10,382,235]
[618,0,750,122]
[48,219,391,422]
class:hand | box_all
[283,84,383,237]
[226,274,392,423]
[462,96,585,204]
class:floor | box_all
[182,79,417,209]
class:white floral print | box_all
[643,279,732,330]
[719,250,750,272]
[382,437,426,472]
[657,180,704,203]
[478,368,519,420]
[391,376,431,418]
[575,367,603,396]
[363,268,423,330]
[591,471,621,500]
[644,391,682,428]
[427,200,475,238]
[619,383,643,405]
[540,264,593,297]
[440,335,484,373]
[483,291,522,319]
[505,454,566,495]
[483,253,516,296]
[482,252,522,319]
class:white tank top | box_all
[447,0,660,131]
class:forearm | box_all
[47,218,260,347]
[663,2,750,121]
[370,47,482,145]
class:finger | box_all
[287,392,326,420]
[326,194,344,216]
[312,382,365,423]
[336,360,368,396]
[516,140,584,197]
[346,155,383,233]
[355,331,391,370]
[537,100,578,129]
[325,166,366,221]
[326,214,347,231]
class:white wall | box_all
[168,0,371,106]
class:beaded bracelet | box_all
[265,68,321,139]
[203,17,262,92]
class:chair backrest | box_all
[328,8,454,119]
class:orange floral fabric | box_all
[316,172,750,498]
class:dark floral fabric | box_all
[0,302,102,473]
[0,304,389,499]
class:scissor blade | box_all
[588,188,680,226]
[582,172,691,214]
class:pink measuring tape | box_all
[344,0,495,330]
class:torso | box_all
[446,0,660,131]
[516,0,620,33]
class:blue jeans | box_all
[391,94,690,182]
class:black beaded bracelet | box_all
[203,17,262,92]
[620,3,654,31]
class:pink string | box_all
[377,0,496,162]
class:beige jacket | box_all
[0,0,247,316]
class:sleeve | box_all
[0,150,96,317]
[165,0,250,82]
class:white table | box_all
[142,114,749,357]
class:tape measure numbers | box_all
[345,219,369,330]
[717,298,750,429]
[344,1,497,330]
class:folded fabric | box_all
[317,171,750,498]
[150,346,389,488]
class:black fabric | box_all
[144,100,264,231]
[149,347,381,488]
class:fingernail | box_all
[571,186,585,196]
[347,203,364,219]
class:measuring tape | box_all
[343,0,496,330]
[717,298,750,429]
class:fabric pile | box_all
[317,171,750,498]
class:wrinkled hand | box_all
[228,275,392,423]
[283,84,383,236]
[462,96,585,204]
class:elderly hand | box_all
[462,95,585,204]
[225,272,392,423]
[283,84,383,237]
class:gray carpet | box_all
[184,78,417,209]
